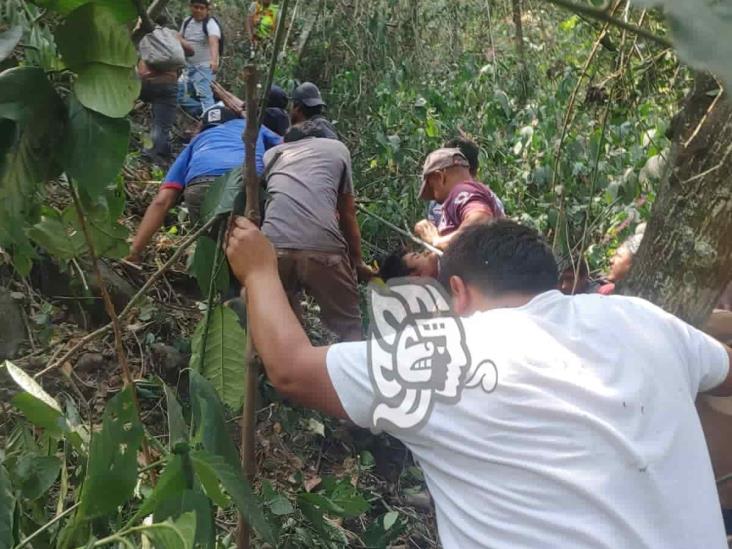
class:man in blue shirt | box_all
[127,103,281,262]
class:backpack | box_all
[139,27,186,71]
[182,16,225,57]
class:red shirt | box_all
[437,180,505,236]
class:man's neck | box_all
[444,169,475,194]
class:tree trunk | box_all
[619,74,732,327]
[511,0,529,102]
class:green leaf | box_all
[78,385,143,518]
[631,0,732,91]
[127,455,188,527]
[4,362,82,449]
[189,306,246,411]
[27,216,86,261]
[199,170,242,223]
[190,450,274,545]
[141,511,197,549]
[190,236,229,295]
[63,96,130,199]
[154,490,214,549]
[269,495,294,516]
[0,68,65,253]
[73,63,140,118]
[32,0,137,21]
[188,370,240,469]
[12,455,61,500]
[0,465,14,549]
[0,26,22,62]
[55,3,136,69]
[163,385,188,452]
[190,453,230,508]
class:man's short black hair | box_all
[439,220,558,295]
[294,100,324,119]
[444,135,479,175]
[378,247,410,280]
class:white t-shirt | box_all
[180,17,221,66]
[326,290,729,549]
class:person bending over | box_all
[414,148,504,250]
[127,104,280,262]
[225,217,731,549]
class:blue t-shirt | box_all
[162,119,281,190]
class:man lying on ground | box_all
[377,247,439,280]
[225,217,732,549]
[127,103,280,262]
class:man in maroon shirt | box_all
[414,147,504,250]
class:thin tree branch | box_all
[543,0,672,48]
[237,65,260,549]
[132,0,155,35]
[69,183,155,480]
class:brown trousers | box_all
[276,249,363,342]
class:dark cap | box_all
[292,82,325,108]
[267,84,289,110]
[200,102,239,131]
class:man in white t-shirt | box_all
[178,0,221,114]
[225,217,732,549]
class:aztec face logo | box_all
[367,279,498,433]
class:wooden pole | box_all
[236,64,260,549]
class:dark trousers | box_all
[140,81,177,159]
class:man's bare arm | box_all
[432,207,493,250]
[208,35,220,72]
[337,193,374,282]
[225,217,348,418]
[128,187,180,261]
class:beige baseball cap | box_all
[419,148,470,200]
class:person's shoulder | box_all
[206,17,222,33]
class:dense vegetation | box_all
[1,0,730,548]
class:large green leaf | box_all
[199,170,243,223]
[32,0,137,21]
[141,511,196,549]
[63,96,130,199]
[0,68,65,247]
[55,3,136,69]
[78,385,143,518]
[12,455,62,501]
[3,361,83,450]
[27,215,86,261]
[632,0,732,90]
[62,201,130,260]
[188,370,240,469]
[190,450,274,545]
[127,455,188,527]
[190,236,230,295]
[74,63,140,118]
[189,306,246,411]
[0,465,14,549]
[0,26,22,62]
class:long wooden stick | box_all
[236,65,260,549]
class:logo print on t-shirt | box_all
[453,190,472,206]
[367,279,498,433]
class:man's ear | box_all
[450,275,470,315]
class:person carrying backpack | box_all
[178,0,223,114]
[137,16,185,164]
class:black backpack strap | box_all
[182,15,192,35]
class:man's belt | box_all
[186,175,218,188]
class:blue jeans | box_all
[178,65,215,116]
